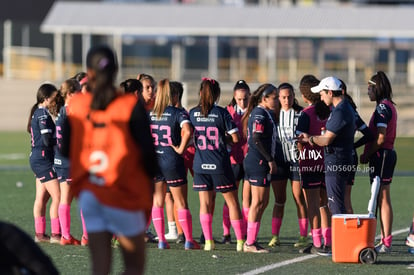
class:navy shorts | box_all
[55,166,71,183]
[369,149,397,186]
[271,161,300,182]
[155,158,187,187]
[301,172,325,190]
[193,172,236,193]
[29,149,57,183]
[232,163,245,182]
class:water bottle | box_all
[409,247,414,254]
[321,127,326,135]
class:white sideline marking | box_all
[240,227,410,275]
[238,254,317,275]
[0,153,25,160]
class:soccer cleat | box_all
[236,240,245,252]
[185,240,201,250]
[311,245,331,256]
[34,233,50,243]
[50,233,61,244]
[158,241,170,249]
[60,235,81,246]
[221,234,231,244]
[204,240,215,251]
[243,241,269,253]
[165,231,178,240]
[145,229,157,243]
[268,235,280,247]
[176,233,185,244]
[81,236,88,246]
[406,235,414,248]
[294,236,309,248]
[299,243,313,254]
[375,243,391,253]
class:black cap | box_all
[233,80,250,92]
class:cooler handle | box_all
[343,217,360,228]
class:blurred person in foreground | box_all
[61,45,158,274]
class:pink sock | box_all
[271,217,282,236]
[247,221,259,245]
[51,217,61,235]
[230,219,243,241]
[383,235,392,247]
[34,216,46,234]
[152,207,166,242]
[322,227,331,246]
[200,213,213,241]
[80,209,88,239]
[59,204,71,239]
[222,204,231,236]
[298,218,308,237]
[312,228,322,248]
[178,209,193,242]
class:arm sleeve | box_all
[39,114,55,148]
[60,118,71,158]
[129,101,159,179]
[253,132,273,162]
[354,114,374,149]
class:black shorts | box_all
[301,172,325,190]
[369,149,397,185]
[155,160,187,187]
[271,161,300,182]
[232,163,245,182]
[193,172,236,193]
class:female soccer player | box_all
[189,77,244,252]
[61,45,158,274]
[27,83,61,244]
[360,71,397,254]
[149,79,199,250]
[137,73,156,111]
[296,75,331,256]
[222,80,251,243]
[268,82,309,249]
[54,78,88,246]
[242,83,278,253]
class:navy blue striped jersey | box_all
[54,105,69,168]
[189,105,237,174]
[30,107,56,150]
[149,105,190,164]
[245,106,276,165]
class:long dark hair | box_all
[27,83,57,133]
[369,71,395,105]
[198,78,220,117]
[241,83,276,138]
[299,74,330,120]
[86,45,118,110]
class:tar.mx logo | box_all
[290,147,323,161]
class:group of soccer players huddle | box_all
[28,54,400,257]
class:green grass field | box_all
[1,132,413,274]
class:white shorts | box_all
[79,190,146,237]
